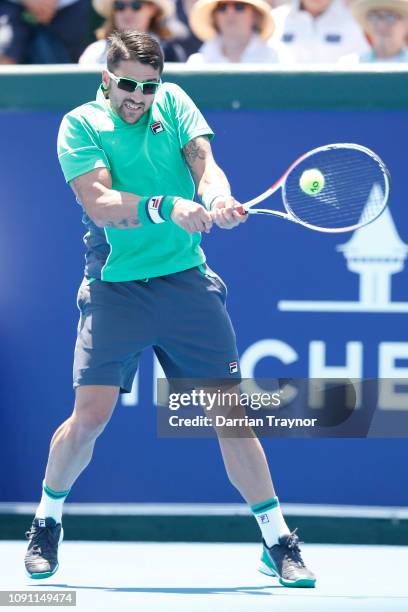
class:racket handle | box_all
[235,205,247,216]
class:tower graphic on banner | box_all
[279,192,408,313]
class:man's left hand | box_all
[211,197,248,229]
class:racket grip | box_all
[235,205,247,216]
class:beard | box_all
[118,99,146,124]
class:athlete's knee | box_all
[70,385,119,439]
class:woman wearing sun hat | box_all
[349,0,408,61]
[79,0,186,63]
[187,0,278,63]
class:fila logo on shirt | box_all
[150,121,164,135]
[38,519,46,527]
[259,513,270,524]
[229,361,238,374]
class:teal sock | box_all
[251,496,290,547]
[35,480,71,523]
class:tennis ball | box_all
[299,169,325,196]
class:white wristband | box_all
[201,187,231,211]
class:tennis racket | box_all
[235,143,390,233]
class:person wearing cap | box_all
[187,0,278,63]
[348,0,408,61]
[268,0,370,64]
[79,0,186,62]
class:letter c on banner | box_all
[240,340,299,401]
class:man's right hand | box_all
[171,199,213,234]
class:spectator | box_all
[269,0,370,63]
[0,0,91,64]
[79,0,186,62]
[349,0,408,61]
[174,0,202,56]
[187,0,278,63]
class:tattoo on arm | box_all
[105,217,139,229]
[183,137,208,181]
[183,136,230,202]
[70,173,141,229]
[183,138,207,165]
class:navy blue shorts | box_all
[74,265,241,393]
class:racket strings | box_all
[283,148,388,230]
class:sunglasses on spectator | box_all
[215,2,248,12]
[113,1,147,11]
[106,69,161,94]
[367,10,403,23]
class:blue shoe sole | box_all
[26,564,59,580]
[279,576,316,588]
[259,560,316,588]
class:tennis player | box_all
[24,30,316,588]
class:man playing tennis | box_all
[24,30,315,588]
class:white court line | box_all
[1,502,408,520]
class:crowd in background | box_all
[0,0,407,65]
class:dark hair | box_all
[107,31,164,73]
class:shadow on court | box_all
[44,583,280,595]
[4,541,407,612]
[36,584,408,602]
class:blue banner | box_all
[1,108,407,505]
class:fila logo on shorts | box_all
[259,513,269,524]
[150,121,164,135]
[146,196,166,224]
[229,361,238,374]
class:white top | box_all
[269,0,370,64]
[79,39,108,65]
[187,34,279,64]
[8,0,78,7]
[339,48,408,64]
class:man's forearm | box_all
[71,177,142,229]
[84,189,176,230]
[71,173,180,229]
[183,136,232,210]
[93,189,142,229]
[197,164,232,210]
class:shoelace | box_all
[25,523,58,555]
[284,529,306,567]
